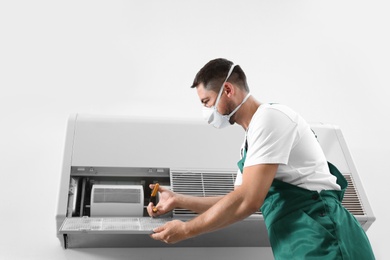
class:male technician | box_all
[147,58,374,259]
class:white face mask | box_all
[203,64,251,129]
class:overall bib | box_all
[237,149,375,260]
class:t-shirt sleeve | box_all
[244,108,298,167]
[234,169,243,186]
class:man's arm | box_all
[150,163,277,244]
[147,185,223,217]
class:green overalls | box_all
[238,149,375,260]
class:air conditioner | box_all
[56,114,375,248]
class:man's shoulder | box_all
[252,103,299,126]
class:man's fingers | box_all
[149,183,161,190]
[148,202,162,217]
[150,225,166,241]
[147,202,153,215]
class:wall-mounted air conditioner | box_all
[56,114,375,248]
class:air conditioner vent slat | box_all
[342,174,365,215]
[171,171,365,216]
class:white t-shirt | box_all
[234,103,341,192]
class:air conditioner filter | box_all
[91,185,144,217]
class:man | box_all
[147,58,375,259]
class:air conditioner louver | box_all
[343,174,365,215]
[171,171,365,217]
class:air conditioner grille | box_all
[171,171,235,197]
[93,188,141,204]
[171,170,260,216]
[171,171,365,217]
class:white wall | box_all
[0,1,388,259]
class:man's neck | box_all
[235,96,261,130]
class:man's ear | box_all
[224,82,235,98]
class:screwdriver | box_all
[150,183,159,213]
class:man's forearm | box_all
[184,188,257,238]
[175,194,223,214]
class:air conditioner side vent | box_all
[342,174,365,216]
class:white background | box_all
[0,1,389,259]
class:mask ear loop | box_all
[214,64,236,107]
[226,92,251,119]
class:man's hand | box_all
[150,220,190,244]
[147,184,176,217]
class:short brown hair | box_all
[190,58,249,92]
